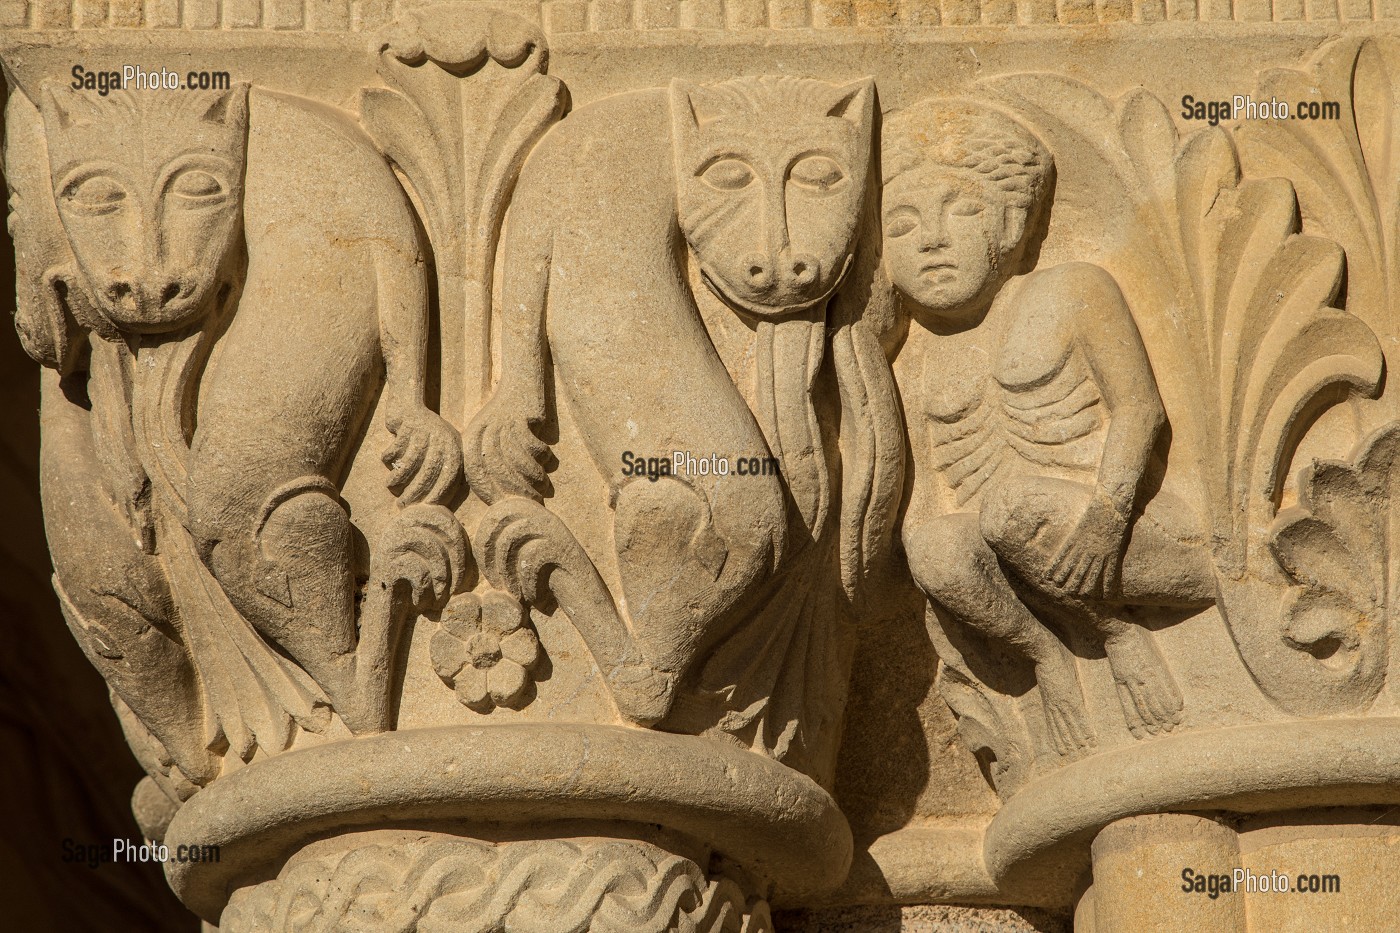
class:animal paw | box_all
[461,392,550,505]
[382,405,464,506]
[474,496,587,601]
[607,663,678,727]
[372,503,469,612]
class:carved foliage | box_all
[1267,425,1400,714]
[1238,38,1400,360]
[361,5,567,420]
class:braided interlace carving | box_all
[219,837,772,933]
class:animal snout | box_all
[159,279,187,307]
[784,252,820,290]
[741,251,821,294]
[105,280,136,312]
[742,252,776,290]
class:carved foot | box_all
[1034,649,1097,758]
[476,497,679,726]
[1104,626,1184,739]
[344,503,468,733]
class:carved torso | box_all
[910,270,1106,509]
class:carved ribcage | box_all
[928,359,1104,505]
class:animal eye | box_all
[790,155,845,190]
[64,176,126,211]
[950,198,985,217]
[171,170,225,200]
[699,158,755,191]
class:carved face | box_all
[39,84,248,334]
[671,76,875,319]
[882,168,1011,317]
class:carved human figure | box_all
[27,82,464,742]
[463,76,875,736]
[884,100,1213,754]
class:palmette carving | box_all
[361,5,566,419]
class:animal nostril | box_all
[749,265,765,278]
[792,261,807,276]
[161,282,182,306]
[109,282,132,303]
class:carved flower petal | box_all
[440,593,483,640]
[488,660,529,707]
[480,590,527,638]
[430,629,468,683]
[455,667,491,710]
[500,627,540,669]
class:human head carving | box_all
[38,82,249,336]
[880,99,1053,318]
[671,75,875,319]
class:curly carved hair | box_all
[882,99,1053,215]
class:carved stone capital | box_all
[6,5,1400,931]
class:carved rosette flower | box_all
[431,590,542,711]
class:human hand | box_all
[1047,493,1129,598]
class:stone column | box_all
[1087,814,1245,933]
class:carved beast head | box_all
[671,75,875,319]
[5,88,83,371]
[39,82,249,335]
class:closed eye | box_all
[884,209,918,238]
[61,174,127,214]
[169,169,226,202]
[950,198,985,217]
[789,154,845,191]
[699,157,755,191]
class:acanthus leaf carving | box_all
[1263,424,1400,715]
[1237,37,1400,373]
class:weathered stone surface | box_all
[3,5,1400,931]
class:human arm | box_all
[1045,264,1165,594]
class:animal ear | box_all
[197,84,249,129]
[670,79,732,132]
[822,78,876,130]
[38,82,91,133]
